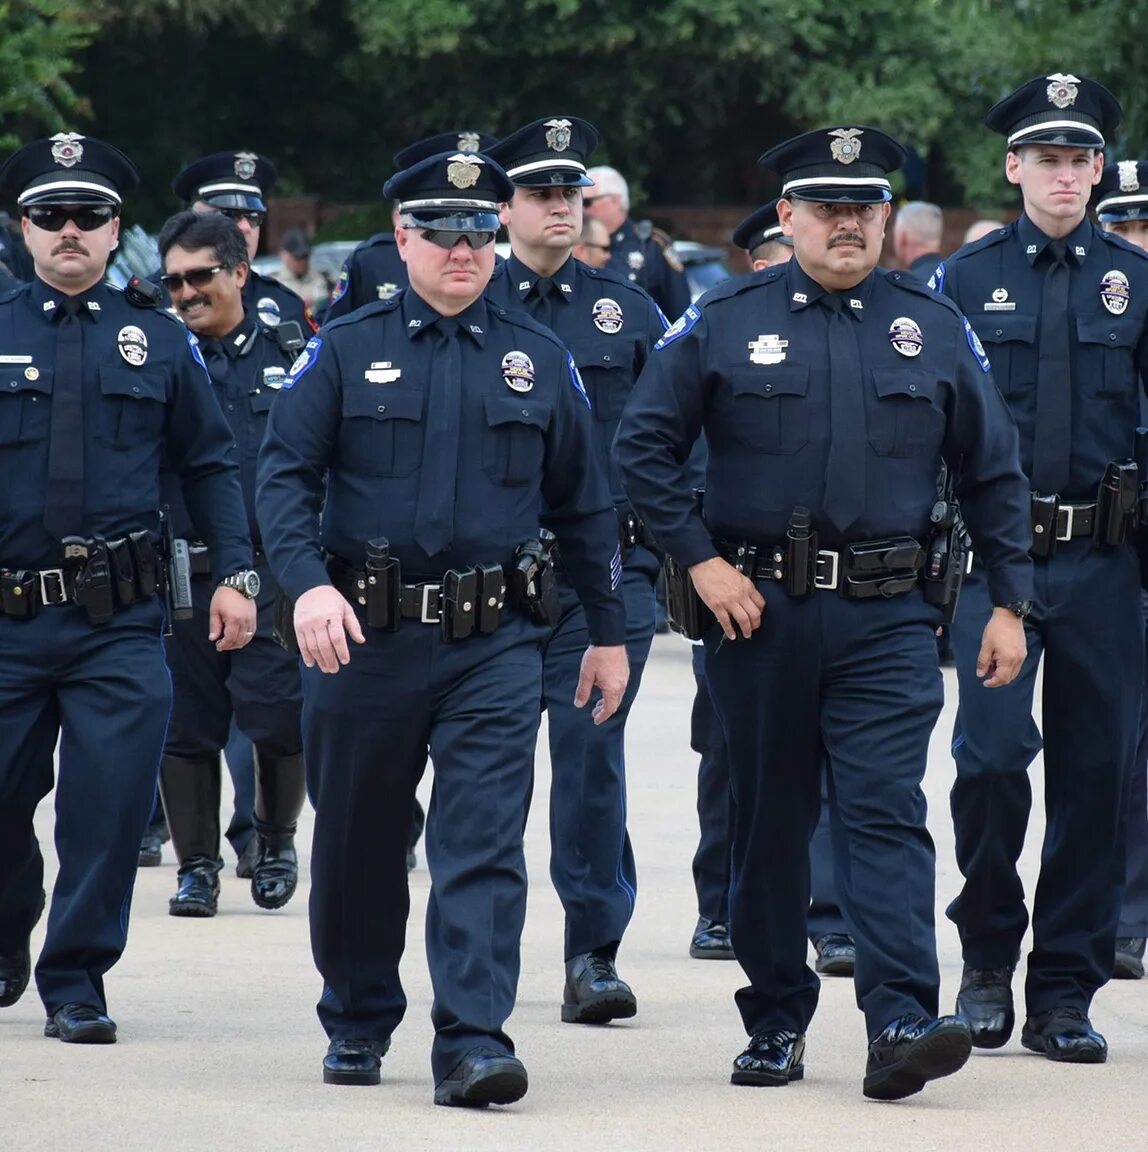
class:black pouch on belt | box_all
[365,538,400,631]
[442,568,477,642]
[128,531,159,598]
[475,564,506,635]
[1,570,37,618]
[107,537,138,607]
[1030,493,1059,559]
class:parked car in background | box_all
[670,240,733,302]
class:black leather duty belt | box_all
[1031,501,1095,544]
[331,567,449,623]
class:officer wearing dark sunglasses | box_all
[169,150,316,333]
[257,148,628,1106]
[0,133,255,1046]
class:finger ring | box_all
[244,629,255,635]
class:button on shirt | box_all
[0,277,250,572]
[614,257,1033,607]
[256,288,626,645]
[936,213,1148,499]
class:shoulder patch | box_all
[567,351,590,408]
[963,317,991,374]
[185,330,209,374]
[284,335,323,389]
[330,265,350,304]
[654,304,701,349]
[927,262,945,293]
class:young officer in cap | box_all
[171,149,315,331]
[616,125,1033,1099]
[156,210,305,920]
[0,133,255,1044]
[934,73,1148,1062]
[485,116,667,1024]
[1093,159,1148,982]
[327,130,497,321]
[257,148,628,1106]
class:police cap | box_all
[732,198,791,251]
[392,131,498,172]
[172,150,278,211]
[1094,160,1148,222]
[0,133,139,208]
[486,117,599,187]
[383,151,513,233]
[759,126,905,204]
[985,73,1121,151]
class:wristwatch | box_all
[999,599,1032,619]
[218,569,261,599]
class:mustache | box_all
[53,240,88,256]
[177,295,210,311]
[829,233,866,248]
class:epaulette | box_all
[490,304,569,352]
[694,263,781,309]
[321,292,404,333]
[0,282,27,305]
[876,267,967,319]
[945,225,1012,264]
[359,232,398,251]
[1095,227,1148,262]
[579,261,656,299]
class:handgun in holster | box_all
[160,506,194,633]
[663,555,716,641]
[922,497,969,622]
[71,537,116,625]
[1094,460,1139,548]
[510,529,560,627]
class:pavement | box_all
[5,634,1148,1150]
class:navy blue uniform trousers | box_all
[705,589,943,1042]
[306,610,547,1084]
[542,549,657,959]
[0,599,170,1014]
[1118,593,1148,938]
[690,644,848,942]
[948,546,1142,1013]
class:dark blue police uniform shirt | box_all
[607,218,692,322]
[0,277,251,574]
[257,287,627,645]
[326,233,407,321]
[615,257,1034,606]
[485,253,668,505]
[934,214,1148,499]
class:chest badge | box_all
[117,324,149,367]
[376,283,399,301]
[256,297,281,327]
[888,317,923,358]
[501,350,535,393]
[627,251,645,273]
[364,361,402,384]
[262,366,288,390]
[984,288,1016,312]
[748,334,789,365]
[592,298,624,334]
[1101,270,1130,315]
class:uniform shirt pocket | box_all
[339,385,424,477]
[97,366,167,450]
[867,368,944,458]
[575,347,631,423]
[1075,312,1139,398]
[978,314,1037,397]
[727,365,809,455]
[481,392,551,485]
[0,367,51,445]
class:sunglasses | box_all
[24,205,117,232]
[212,207,266,228]
[160,265,228,293]
[420,228,496,250]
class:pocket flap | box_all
[729,364,809,399]
[341,385,423,422]
[483,392,552,430]
[872,368,936,401]
[99,366,166,401]
[979,315,1037,345]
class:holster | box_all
[663,555,715,641]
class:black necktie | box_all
[412,318,462,556]
[528,277,555,329]
[822,294,867,533]
[44,296,85,539]
[200,337,229,381]
[1032,239,1072,493]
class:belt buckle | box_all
[814,550,839,591]
[421,584,441,624]
[39,568,68,605]
[1056,504,1074,542]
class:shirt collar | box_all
[505,252,576,304]
[1017,213,1094,267]
[216,314,261,359]
[785,258,874,320]
[401,289,488,347]
[30,276,106,323]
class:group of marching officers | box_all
[0,66,1147,1109]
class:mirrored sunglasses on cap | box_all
[399,209,499,249]
[23,204,118,232]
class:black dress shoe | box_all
[690,917,736,960]
[1114,937,1146,980]
[730,1030,805,1086]
[434,1047,528,1108]
[44,1003,117,1044]
[1021,1007,1107,1063]
[863,1014,972,1100]
[322,1038,390,1085]
[955,964,1014,1048]
[0,889,46,1008]
[251,836,298,910]
[561,949,637,1024]
[813,934,856,977]
[169,860,221,918]
[138,830,163,868]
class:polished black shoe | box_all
[955,964,1014,1048]
[169,860,220,918]
[690,917,736,960]
[235,836,258,880]
[434,1048,528,1108]
[1114,937,1146,980]
[44,1003,117,1044]
[561,949,637,1024]
[731,1030,805,1086]
[322,1038,390,1086]
[813,933,856,977]
[138,830,163,868]
[863,1014,972,1101]
[0,890,47,1008]
[1021,1007,1107,1064]
[251,835,298,910]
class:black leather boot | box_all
[251,751,306,910]
[160,754,223,918]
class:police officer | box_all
[616,125,1033,1099]
[686,202,856,975]
[0,133,255,1043]
[1093,158,1148,980]
[171,149,315,332]
[485,117,666,1022]
[934,74,1147,1063]
[327,131,497,321]
[256,149,628,1104]
[892,201,945,282]
[156,210,305,918]
[585,164,692,320]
